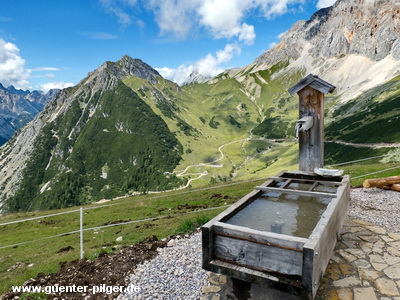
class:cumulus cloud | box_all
[147,0,201,40]
[197,0,256,44]
[0,39,30,89]
[101,0,303,43]
[316,0,336,9]
[40,81,74,93]
[157,43,240,85]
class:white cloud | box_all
[316,0,336,9]
[40,81,74,93]
[157,43,240,85]
[0,39,30,89]
[238,23,256,45]
[198,0,255,43]
[30,67,61,71]
[101,0,303,43]
[156,67,175,79]
[147,0,201,40]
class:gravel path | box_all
[120,233,208,300]
[349,188,400,233]
[121,188,400,299]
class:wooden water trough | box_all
[202,171,350,299]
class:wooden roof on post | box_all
[288,74,336,95]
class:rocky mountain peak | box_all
[256,0,400,65]
[7,85,30,96]
[103,55,162,84]
[81,55,162,94]
[183,70,210,85]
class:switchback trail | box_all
[327,140,400,149]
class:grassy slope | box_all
[326,75,400,143]
[0,179,266,294]
[123,63,305,187]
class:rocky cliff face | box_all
[0,84,59,145]
[253,0,400,101]
[256,0,400,64]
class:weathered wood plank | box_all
[268,176,342,186]
[309,81,332,95]
[214,234,303,275]
[298,86,324,172]
[302,175,350,298]
[209,260,302,287]
[213,222,307,251]
[288,74,335,95]
[309,181,319,191]
[255,186,336,198]
[202,225,213,270]
[281,179,293,189]
[288,74,316,95]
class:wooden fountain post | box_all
[288,74,336,172]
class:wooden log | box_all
[390,184,400,192]
[363,176,400,188]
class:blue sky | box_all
[0,0,335,92]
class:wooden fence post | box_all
[80,207,84,259]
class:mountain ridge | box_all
[0,85,59,146]
[1,0,399,213]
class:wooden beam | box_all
[268,176,342,186]
[255,186,336,198]
[309,181,319,192]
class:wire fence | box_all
[0,152,398,257]
[327,155,388,167]
[0,205,230,252]
[0,177,269,227]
